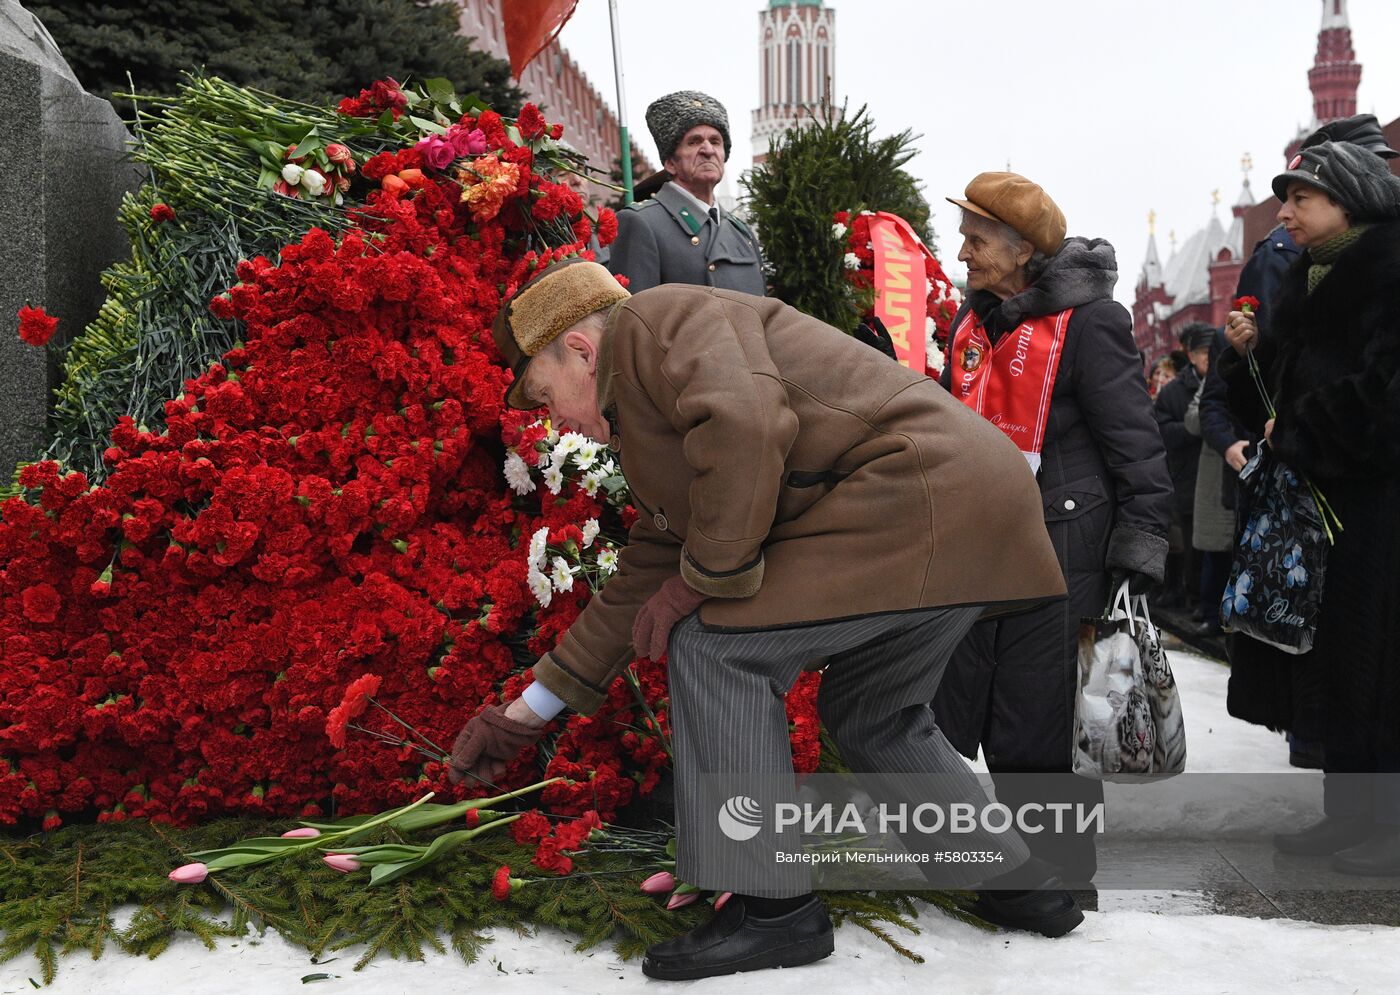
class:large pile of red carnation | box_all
[1,103,822,831]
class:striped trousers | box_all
[668,607,1033,897]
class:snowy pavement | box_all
[8,650,1400,995]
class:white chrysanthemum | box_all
[581,518,600,549]
[843,252,862,271]
[550,555,576,593]
[543,464,565,495]
[573,439,600,470]
[528,526,550,572]
[580,468,607,497]
[528,567,553,607]
[503,451,535,495]
[832,222,848,240]
[597,547,619,575]
[555,432,585,456]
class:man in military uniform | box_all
[607,90,766,295]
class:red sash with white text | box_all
[949,308,1072,475]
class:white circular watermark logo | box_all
[717,795,764,841]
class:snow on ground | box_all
[7,649,1397,995]
[11,903,1399,995]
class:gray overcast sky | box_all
[555,0,1400,307]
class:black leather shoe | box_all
[970,885,1084,938]
[1331,827,1400,876]
[1273,816,1373,856]
[641,896,834,981]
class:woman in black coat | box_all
[934,172,1173,890]
[1221,140,1400,875]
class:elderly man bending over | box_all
[448,260,1084,981]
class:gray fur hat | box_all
[1273,140,1400,221]
[645,90,731,163]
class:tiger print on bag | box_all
[1137,623,1187,773]
[1080,686,1155,774]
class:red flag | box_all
[503,0,582,79]
[868,213,929,374]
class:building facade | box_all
[1131,0,1398,365]
[454,0,651,203]
[751,0,836,165]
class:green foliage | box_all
[36,74,403,480]
[0,818,980,983]
[743,105,935,333]
[31,0,521,115]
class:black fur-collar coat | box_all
[1221,220,1400,757]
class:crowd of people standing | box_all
[446,90,1400,980]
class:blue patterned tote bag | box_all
[1219,447,1329,654]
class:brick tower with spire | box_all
[1286,0,1363,158]
[751,0,837,165]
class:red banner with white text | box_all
[869,212,930,373]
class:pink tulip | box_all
[714,892,733,911]
[640,871,676,895]
[281,827,320,838]
[168,862,209,884]
[323,853,361,873]
[666,891,699,910]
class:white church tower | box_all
[751,0,836,165]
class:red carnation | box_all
[209,296,236,320]
[21,583,61,623]
[150,203,176,223]
[324,673,382,748]
[17,305,58,346]
[597,208,619,246]
[516,104,547,141]
[491,865,513,901]
[549,123,563,140]
[509,809,552,844]
[1233,295,1261,313]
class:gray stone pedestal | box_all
[0,1,140,476]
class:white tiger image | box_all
[1136,623,1187,774]
[1077,685,1154,774]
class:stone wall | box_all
[0,1,140,476]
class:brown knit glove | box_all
[446,704,545,786]
[631,575,708,661]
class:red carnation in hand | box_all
[324,673,383,748]
[17,305,58,346]
[150,203,176,223]
[516,103,547,141]
[1233,295,1261,313]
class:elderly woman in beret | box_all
[1222,141,1400,875]
[932,173,1173,897]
